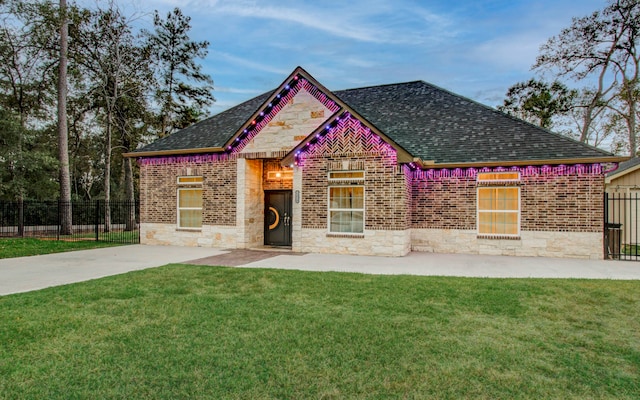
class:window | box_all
[329,186,364,233]
[328,170,364,234]
[477,172,520,237]
[177,176,203,229]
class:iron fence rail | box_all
[605,192,640,261]
[0,200,140,244]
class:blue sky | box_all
[118,0,606,114]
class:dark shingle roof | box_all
[333,81,611,164]
[137,91,273,152]
[134,79,613,164]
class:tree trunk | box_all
[124,156,135,231]
[104,114,111,233]
[58,0,72,235]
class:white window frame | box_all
[476,172,520,237]
[328,184,365,235]
[177,176,203,230]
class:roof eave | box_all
[123,147,224,158]
[605,158,638,183]
[416,156,625,170]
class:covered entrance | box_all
[264,190,292,246]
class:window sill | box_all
[176,228,202,232]
[327,233,365,239]
[477,235,521,240]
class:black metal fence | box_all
[605,192,640,261]
[0,200,140,244]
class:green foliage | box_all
[0,108,58,200]
[0,2,214,201]
[499,79,575,129]
[146,7,214,137]
[0,267,639,398]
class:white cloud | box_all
[214,86,263,94]
[467,32,546,71]
[209,51,291,75]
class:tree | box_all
[534,0,639,156]
[58,0,72,234]
[146,7,214,137]
[74,2,152,228]
[499,79,575,129]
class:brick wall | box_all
[520,174,603,232]
[412,175,476,229]
[411,170,604,233]
[297,115,410,231]
[139,157,237,226]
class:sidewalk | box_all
[1,245,639,296]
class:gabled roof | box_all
[605,157,640,183]
[128,67,620,167]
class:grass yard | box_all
[1,265,639,399]
[0,238,127,259]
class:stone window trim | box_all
[326,233,365,239]
[477,234,522,240]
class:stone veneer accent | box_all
[236,158,263,248]
[240,89,333,156]
[298,228,411,256]
[411,229,602,259]
[141,223,238,248]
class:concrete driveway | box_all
[0,245,226,296]
[1,245,639,296]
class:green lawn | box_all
[1,266,638,399]
[0,238,128,259]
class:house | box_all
[126,67,621,259]
[604,158,640,257]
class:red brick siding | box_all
[412,176,477,229]
[411,171,604,233]
[139,158,237,226]
[520,174,603,232]
[301,154,410,230]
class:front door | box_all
[264,190,292,246]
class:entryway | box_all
[264,190,292,246]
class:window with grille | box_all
[477,172,520,237]
[177,176,203,229]
[327,171,364,234]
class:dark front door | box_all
[265,191,292,246]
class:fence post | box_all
[95,200,100,241]
[604,192,608,259]
[18,198,24,237]
[57,200,61,241]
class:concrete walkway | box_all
[1,245,640,296]
[0,245,226,296]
